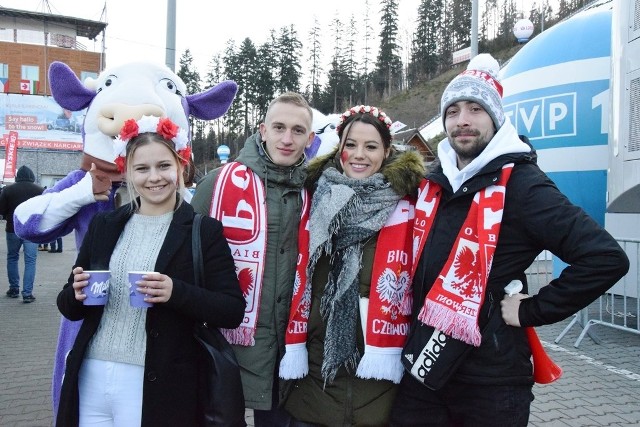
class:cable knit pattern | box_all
[85,212,173,366]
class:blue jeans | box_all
[6,232,38,297]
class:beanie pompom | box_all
[467,53,500,79]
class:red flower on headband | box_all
[119,119,139,141]
[114,156,126,174]
[178,146,191,166]
[156,117,179,140]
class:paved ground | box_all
[0,232,639,426]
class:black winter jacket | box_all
[411,151,629,386]
[56,200,245,426]
[0,166,43,232]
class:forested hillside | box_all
[381,45,524,137]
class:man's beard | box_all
[449,129,490,165]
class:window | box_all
[21,65,39,81]
[80,71,98,82]
[0,63,7,79]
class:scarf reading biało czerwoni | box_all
[211,162,309,346]
[279,168,414,384]
[411,164,513,347]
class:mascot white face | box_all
[48,60,237,166]
[82,62,190,162]
[305,108,341,159]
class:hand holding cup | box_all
[72,267,110,306]
[128,271,174,308]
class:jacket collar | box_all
[438,120,531,193]
[305,147,426,197]
[235,132,307,189]
[428,149,536,195]
[103,197,194,273]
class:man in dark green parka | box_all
[191,92,314,426]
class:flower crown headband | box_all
[335,105,393,134]
[112,115,190,173]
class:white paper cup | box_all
[128,271,155,308]
[83,270,110,306]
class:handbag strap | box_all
[192,213,205,289]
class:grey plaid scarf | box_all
[307,167,401,383]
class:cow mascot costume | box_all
[305,108,341,159]
[13,61,237,418]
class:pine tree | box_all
[277,25,303,93]
[204,53,228,154]
[306,17,323,105]
[410,0,443,86]
[221,40,243,141]
[322,13,347,112]
[254,35,277,125]
[345,15,359,107]
[362,0,375,104]
[451,0,472,51]
[374,0,403,98]
[177,49,203,164]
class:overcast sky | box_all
[1,0,543,77]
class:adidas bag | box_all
[401,323,473,390]
[401,308,502,390]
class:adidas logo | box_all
[404,353,414,364]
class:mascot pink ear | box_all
[49,61,96,111]
[185,80,238,120]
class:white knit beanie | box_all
[441,53,504,130]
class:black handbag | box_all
[192,213,246,427]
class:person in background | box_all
[0,166,44,303]
[191,92,315,426]
[281,105,425,426]
[56,116,245,426]
[49,237,63,253]
[389,53,629,426]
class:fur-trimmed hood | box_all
[305,147,426,197]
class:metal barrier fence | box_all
[527,239,640,348]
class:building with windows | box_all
[0,7,106,187]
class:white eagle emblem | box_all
[376,268,412,320]
[293,271,312,320]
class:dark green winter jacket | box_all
[191,132,307,410]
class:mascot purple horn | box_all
[12,60,238,418]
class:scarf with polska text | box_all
[210,162,309,346]
[279,169,414,384]
[412,164,513,346]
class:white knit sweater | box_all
[85,212,173,366]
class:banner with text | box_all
[3,131,18,180]
[0,93,85,151]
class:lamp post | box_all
[471,0,478,58]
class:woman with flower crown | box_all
[279,106,426,426]
[55,116,245,427]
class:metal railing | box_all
[549,238,640,347]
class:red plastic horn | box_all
[526,327,562,384]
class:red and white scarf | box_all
[280,198,415,383]
[210,162,268,346]
[412,164,513,346]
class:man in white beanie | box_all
[389,53,629,426]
